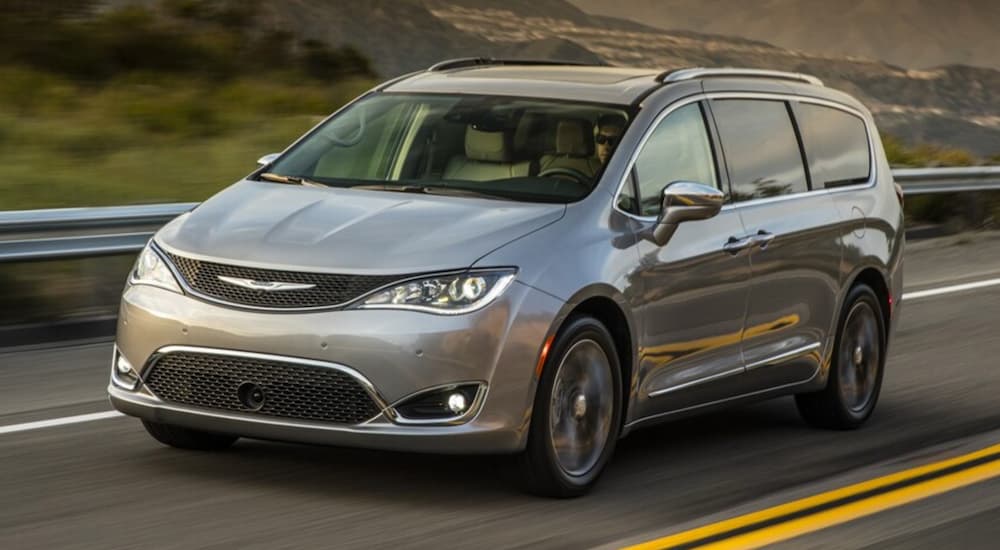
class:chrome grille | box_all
[143,351,383,424]
[165,252,406,309]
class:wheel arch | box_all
[847,266,892,342]
[545,285,638,430]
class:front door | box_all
[625,101,753,421]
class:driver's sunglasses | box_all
[595,134,620,146]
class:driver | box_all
[595,114,627,166]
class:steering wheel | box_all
[537,167,592,189]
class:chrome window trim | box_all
[611,92,878,222]
[144,345,394,423]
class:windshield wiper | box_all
[258,172,328,187]
[351,184,513,201]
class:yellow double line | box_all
[624,442,1000,549]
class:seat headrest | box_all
[465,127,510,162]
[555,119,590,156]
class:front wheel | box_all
[509,316,622,498]
[796,283,886,429]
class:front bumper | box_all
[109,383,521,454]
[109,279,564,454]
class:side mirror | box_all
[256,153,281,167]
[652,181,724,245]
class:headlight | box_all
[129,242,182,294]
[357,270,516,314]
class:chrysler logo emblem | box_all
[217,276,315,292]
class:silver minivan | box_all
[109,60,904,497]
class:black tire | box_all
[796,283,886,430]
[509,315,623,498]
[142,420,238,451]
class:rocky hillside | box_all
[570,0,1000,71]
[425,1,1000,156]
[96,0,1000,157]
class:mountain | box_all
[420,0,1000,157]
[569,0,1000,71]
[95,0,1000,157]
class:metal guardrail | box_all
[0,203,195,262]
[1,168,998,262]
[893,167,1000,195]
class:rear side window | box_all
[712,99,808,201]
[795,103,871,188]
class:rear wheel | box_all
[142,420,238,451]
[510,316,622,498]
[796,284,885,429]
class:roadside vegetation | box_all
[0,0,375,210]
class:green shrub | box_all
[904,194,959,224]
[882,133,978,168]
[0,67,79,115]
[0,1,375,85]
[0,0,380,211]
[123,93,224,137]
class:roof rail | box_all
[657,67,824,87]
[427,57,603,72]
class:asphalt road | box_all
[2,234,1000,549]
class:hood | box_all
[156,180,565,273]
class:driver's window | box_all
[633,103,717,216]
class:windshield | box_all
[263,93,632,203]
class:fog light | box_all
[393,383,483,423]
[446,392,468,414]
[116,356,133,375]
[112,352,139,390]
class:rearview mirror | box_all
[652,181,724,245]
[256,153,280,167]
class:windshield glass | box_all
[264,93,632,203]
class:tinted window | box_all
[712,99,807,201]
[632,103,717,216]
[796,103,870,188]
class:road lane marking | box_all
[902,277,1000,301]
[622,442,1000,550]
[0,411,124,435]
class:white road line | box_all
[3,278,999,437]
[0,411,124,435]
[902,277,1000,301]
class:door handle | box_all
[723,235,754,255]
[750,230,775,250]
